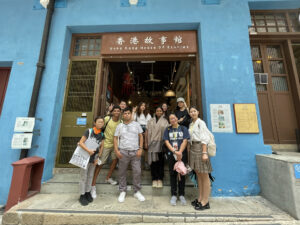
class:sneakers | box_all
[105,178,118,185]
[157,180,163,188]
[85,192,93,203]
[134,191,145,202]
[91,186,97,199]
[179,195,187,205]
[79,194,89,206]
[170,195,177,206]
[118,191,126,203]
[152,180,158,188]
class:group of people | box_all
[76,98,213,211]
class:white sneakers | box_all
[170,195,177,206]
[134,191,145,202]
[105,178,118,185]
[118,191,126,203]
[118,191,145,202]
[91,186,97,199]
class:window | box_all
[73,37,101,56]
[250,10,300,33]
[0,68,11,115]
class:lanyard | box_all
[172,126,179,141]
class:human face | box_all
[162,104,167,112]
[95,118,104,129]
[189,108,199,120]
[178,101,184,108]
[155,108,163,118]
[119,101,127,110]
[122,110,132,122]
[169,114,178,126]
[140,103,146,111]
[112,108,121,118]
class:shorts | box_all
[99,147,117,164]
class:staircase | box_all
[2,167,298,225]
[41,167,196,196]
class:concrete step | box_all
[3,194,297,225]
[42,168,195,195]
[41,182,196,196]
[50,168,195,186]
[270,144,299,152]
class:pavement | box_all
[2,193,300,225]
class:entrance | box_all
[96,59,200,117]
[56,57,201,167]
[55,31,201,167]
[251,43,298,144]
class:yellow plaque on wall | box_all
[233,104,259,133]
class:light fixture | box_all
[128,100,132,105]
[40,0,49,8]
[164,90,176,97]
[129,0,138,6]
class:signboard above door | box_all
[101,31,197,55]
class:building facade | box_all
[0,0,300,205]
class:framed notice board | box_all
[233,104,259,133]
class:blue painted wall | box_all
[0,0,300,204]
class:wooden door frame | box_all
[251,36,300,130]
[0,67,11,116]
[94,54,203,117]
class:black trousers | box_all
[167,150,188,196]
[150,152,164,181]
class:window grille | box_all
[65,61,97,112]
[250,11,300,33]
[73,37,101,56]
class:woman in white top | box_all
[188,106,212,211]
[133,102,152,132]
[133,102,152,169]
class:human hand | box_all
[88,149,96,156]
[136,149,143,158]
[116,150,123,159]
[108,103,114,112]
[202,153,208,161]
[93,159,98,166]
[175,151,182,161]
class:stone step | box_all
[41,182,195,196]
[50,168,195,186]
[2,194,296,225]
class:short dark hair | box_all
[111,105,121,112]
[169,113,177,118]
[94,116,104,123]
[189,106,198,111]
[120,100,127,104]
[123,106,132,113]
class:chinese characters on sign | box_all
[210,104,233,133]
[101,31,197,54]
